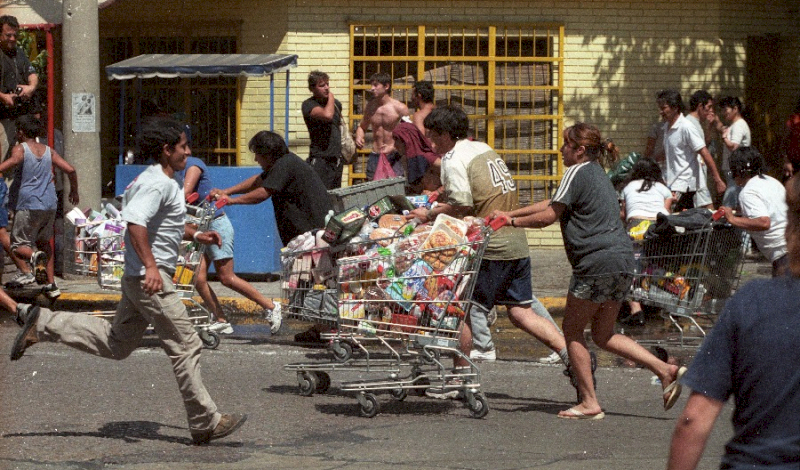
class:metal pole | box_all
[62,0,102,210]
[284,70,290,143]
[270,74,275,132]
[118,82,125,165]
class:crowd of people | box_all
[2,38,799,462]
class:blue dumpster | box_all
[116,165,282,275]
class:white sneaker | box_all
[209,321,233,335]
[486,308,498,327]
[424,378,465,400]
[268,302,282,334]
[5,272,35,289]
[538,351,561,364]
[469,348,496,362]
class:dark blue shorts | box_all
[471,257,533,309]
[0,179,8,228]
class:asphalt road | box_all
[0,317,734,470]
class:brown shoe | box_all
[10,305,40,361]
[190,413,247,445]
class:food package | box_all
[430,315,459,330]
[405,195,429,209]
[428,290,464,320]
[430,213,468,239]
[367,196,396,220]
[378,214,406,230]
[321,207,367,245]
[401,260,434,299]
[393,235,425,273]
[339,297,366,320]
[369,227,395,246]
[363,284,389,316]
[423,274,456,301]
[420,223,463,271]
[385,280,415,311]
[173,266,194,285]
[390,313,418,333]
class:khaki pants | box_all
[36,270,221,432]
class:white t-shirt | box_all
[622,180,672,221]
[739,175,787,262]
[664,114,706,192]
[685,114,709,195]
[121,164,186,276]
[722,118,752,172]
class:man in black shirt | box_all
[209,131,332,245]
[302,70,343,189]
[0,15,38,160]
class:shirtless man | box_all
[411,80,435,134]
[354,72,409,180]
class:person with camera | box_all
[0,15,38,161]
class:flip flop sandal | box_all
[558,407,605,420]
[663,366,688,411]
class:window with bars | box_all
[349,24,564,204]
[101,36,238,167]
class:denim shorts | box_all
[471,257,534,309]
[0,180,8,228]
[206,214,234,262]
[569,272,633,303]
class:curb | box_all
[55,292,567,315]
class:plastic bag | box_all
[373,153,397,181]
[607,152,641,187]
[339,109,357,163]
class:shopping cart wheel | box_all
[420,348,440,365]
[315,372,331,393]
[298,371,318,397]
[330,341,353,363]
[467,393,489,419]
[411,373,430,396]
[390,388,408,401]
[358,393,379,418]
[200,330,221,350]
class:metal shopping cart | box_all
[628,215,747,346]
[95,194,223,349]
[282,216,500,418]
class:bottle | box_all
[105,203,121,219]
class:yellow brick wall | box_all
[97,0,800,247]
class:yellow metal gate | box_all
[349,23,564,204]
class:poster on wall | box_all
[71,93,96,132]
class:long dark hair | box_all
[627,157,665,192]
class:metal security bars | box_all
[349,24,564,204]
[101,36,238,167]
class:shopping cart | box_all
[95,194,223,349]
[283,216,501,418]
[628,214,747,346]
[281,235,416,398]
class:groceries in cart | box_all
[281,198,488,339]
[65,204,126,279]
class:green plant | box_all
[17,30,48,85]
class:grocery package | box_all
[67,204,126,281]
[321,206,368,245]
[281,207,489,337]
